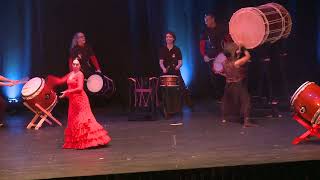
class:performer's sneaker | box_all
[0,123,4,128]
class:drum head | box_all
[215,53,227,63]
[87,74,104,93]
[21,77,43,97]
[213,63,223,73]
[229,8,266,49]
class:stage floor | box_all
[1,101,320,179]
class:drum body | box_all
[291,82,320,124]
[160,86,181,114]
[229,3,292,49]
[159,75,181,115]
[21,77,57,111]
[86,73,115,97]
[160,75,179,87]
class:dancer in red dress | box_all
[48,59,111,149]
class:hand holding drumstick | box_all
[0,75,28,87]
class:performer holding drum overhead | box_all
[220,42,257,128]
[159,32,193,118]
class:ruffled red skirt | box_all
[63,91,111,149]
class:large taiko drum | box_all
[21,77,57,112]
[229,3,292,49]
[86,73,115,98]
[291,82,320,124]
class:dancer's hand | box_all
[59,90,69,98]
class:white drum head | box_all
[215,53,227,63]
[229,8,266,49]
[21,77,43,97]
[87,74,103,93]
[213,63,223,73]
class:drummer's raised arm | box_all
[90,55,101,72]
[234,49,251,68]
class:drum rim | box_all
[229,7,268,49]
[311,107,320,124]
[290,81,313,106]
[160,85,180,87]
[160,75,179,77]
[22,78,46,100]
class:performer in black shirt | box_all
[159,32,193,108]
[200,13,228,100]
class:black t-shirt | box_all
[200,25,227,58]
[70,45,95,77]
[159,45,182,75]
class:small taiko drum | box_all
[212,53,227,73]
[229,3,292,49]
[21,77,57,112]
[291,82,320,124]
[86,73,115,98]
[159,75,179,87]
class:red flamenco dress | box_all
[63,72,111,149]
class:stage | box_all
[1,100,320,180]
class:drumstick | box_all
[13,77,30,85]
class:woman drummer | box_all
[68,32,102,78]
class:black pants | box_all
[163,71,193,107]
[257,59,273,101]
[207,62,225,100]
[0,96,6,124]
[222,80,250,121]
